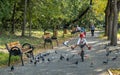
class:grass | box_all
[0,52,20,67]
[0,30,74,67]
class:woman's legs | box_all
[80,49,84,62]
[80,45,85,62]
[91,30,94,36]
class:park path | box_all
[0,31,120,75]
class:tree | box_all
[11,2,16,34]
[108,0,113,40]
[105,0,109,37]
[105,0,120,45]
[22,0,27,36]
[111,0,118,45]
[28,0,32,37]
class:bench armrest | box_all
[22,43,34,50]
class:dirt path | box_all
[1,31,120,75]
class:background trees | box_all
[0,0,89,34]
[0,0,120,46]
[105,0,120,45]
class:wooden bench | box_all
[43,33,58,49]
[5,41,34,66]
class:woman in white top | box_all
[71,33,91,62]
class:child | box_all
[71,33,91,62]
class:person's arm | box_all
[84,39,91,50]
[71,38,80,49]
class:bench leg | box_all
[20,54,24,66]
[31,51,34,59]
[8,54,11,66]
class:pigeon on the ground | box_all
[106,52,109,56]
[47,58,51,62]
[55,51,57,54]
[112,56,118,61]
[11,65,14,71]
[104,45,107,49]
[103,59,108,64]
[90,62,93,67]
[66,57,69,61]
[73,61,78,65]
[34,61,37,66]
[40,56,45,62]
[30,59,33,63]
[60,55,65,60]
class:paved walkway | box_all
[0,31,120,75]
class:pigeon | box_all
[90,62,93,67]
[112,56,118,61]
[66,57,69,61]
[11,65,14,71]
[109,51,112,53]
[60,55,65,60]
[103,60,108,64]
[55,51,57,54]
[41,57,45,62]
[34,61,37,66]
[30,59,33,63]
[36,58,39,62]
[106,51,112,56]
[36,56,40,60]
[43,53,50,57]
[73,61,78,65]
[106,52,109,56]
[104,45,107,49]
[47,58,51,62]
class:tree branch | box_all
[64,0,92,27]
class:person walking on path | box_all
[90,23,95,36]
[81,27,86,36]
[71,33,91,62]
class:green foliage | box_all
[0,52,19,66]
[0,0,98,33]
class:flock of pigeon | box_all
[10,43,120,72]
[10,49,80,71]
[103,44,119,64]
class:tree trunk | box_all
[11,3,16,34]
[28,0,32,37]
[108,0,113,40]
[104,0,110,36]
[117,1,120,12]
[53,26,58,38]
[22,0,27,36]
[110,0,118,45]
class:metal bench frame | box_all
[5,41,34,66]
